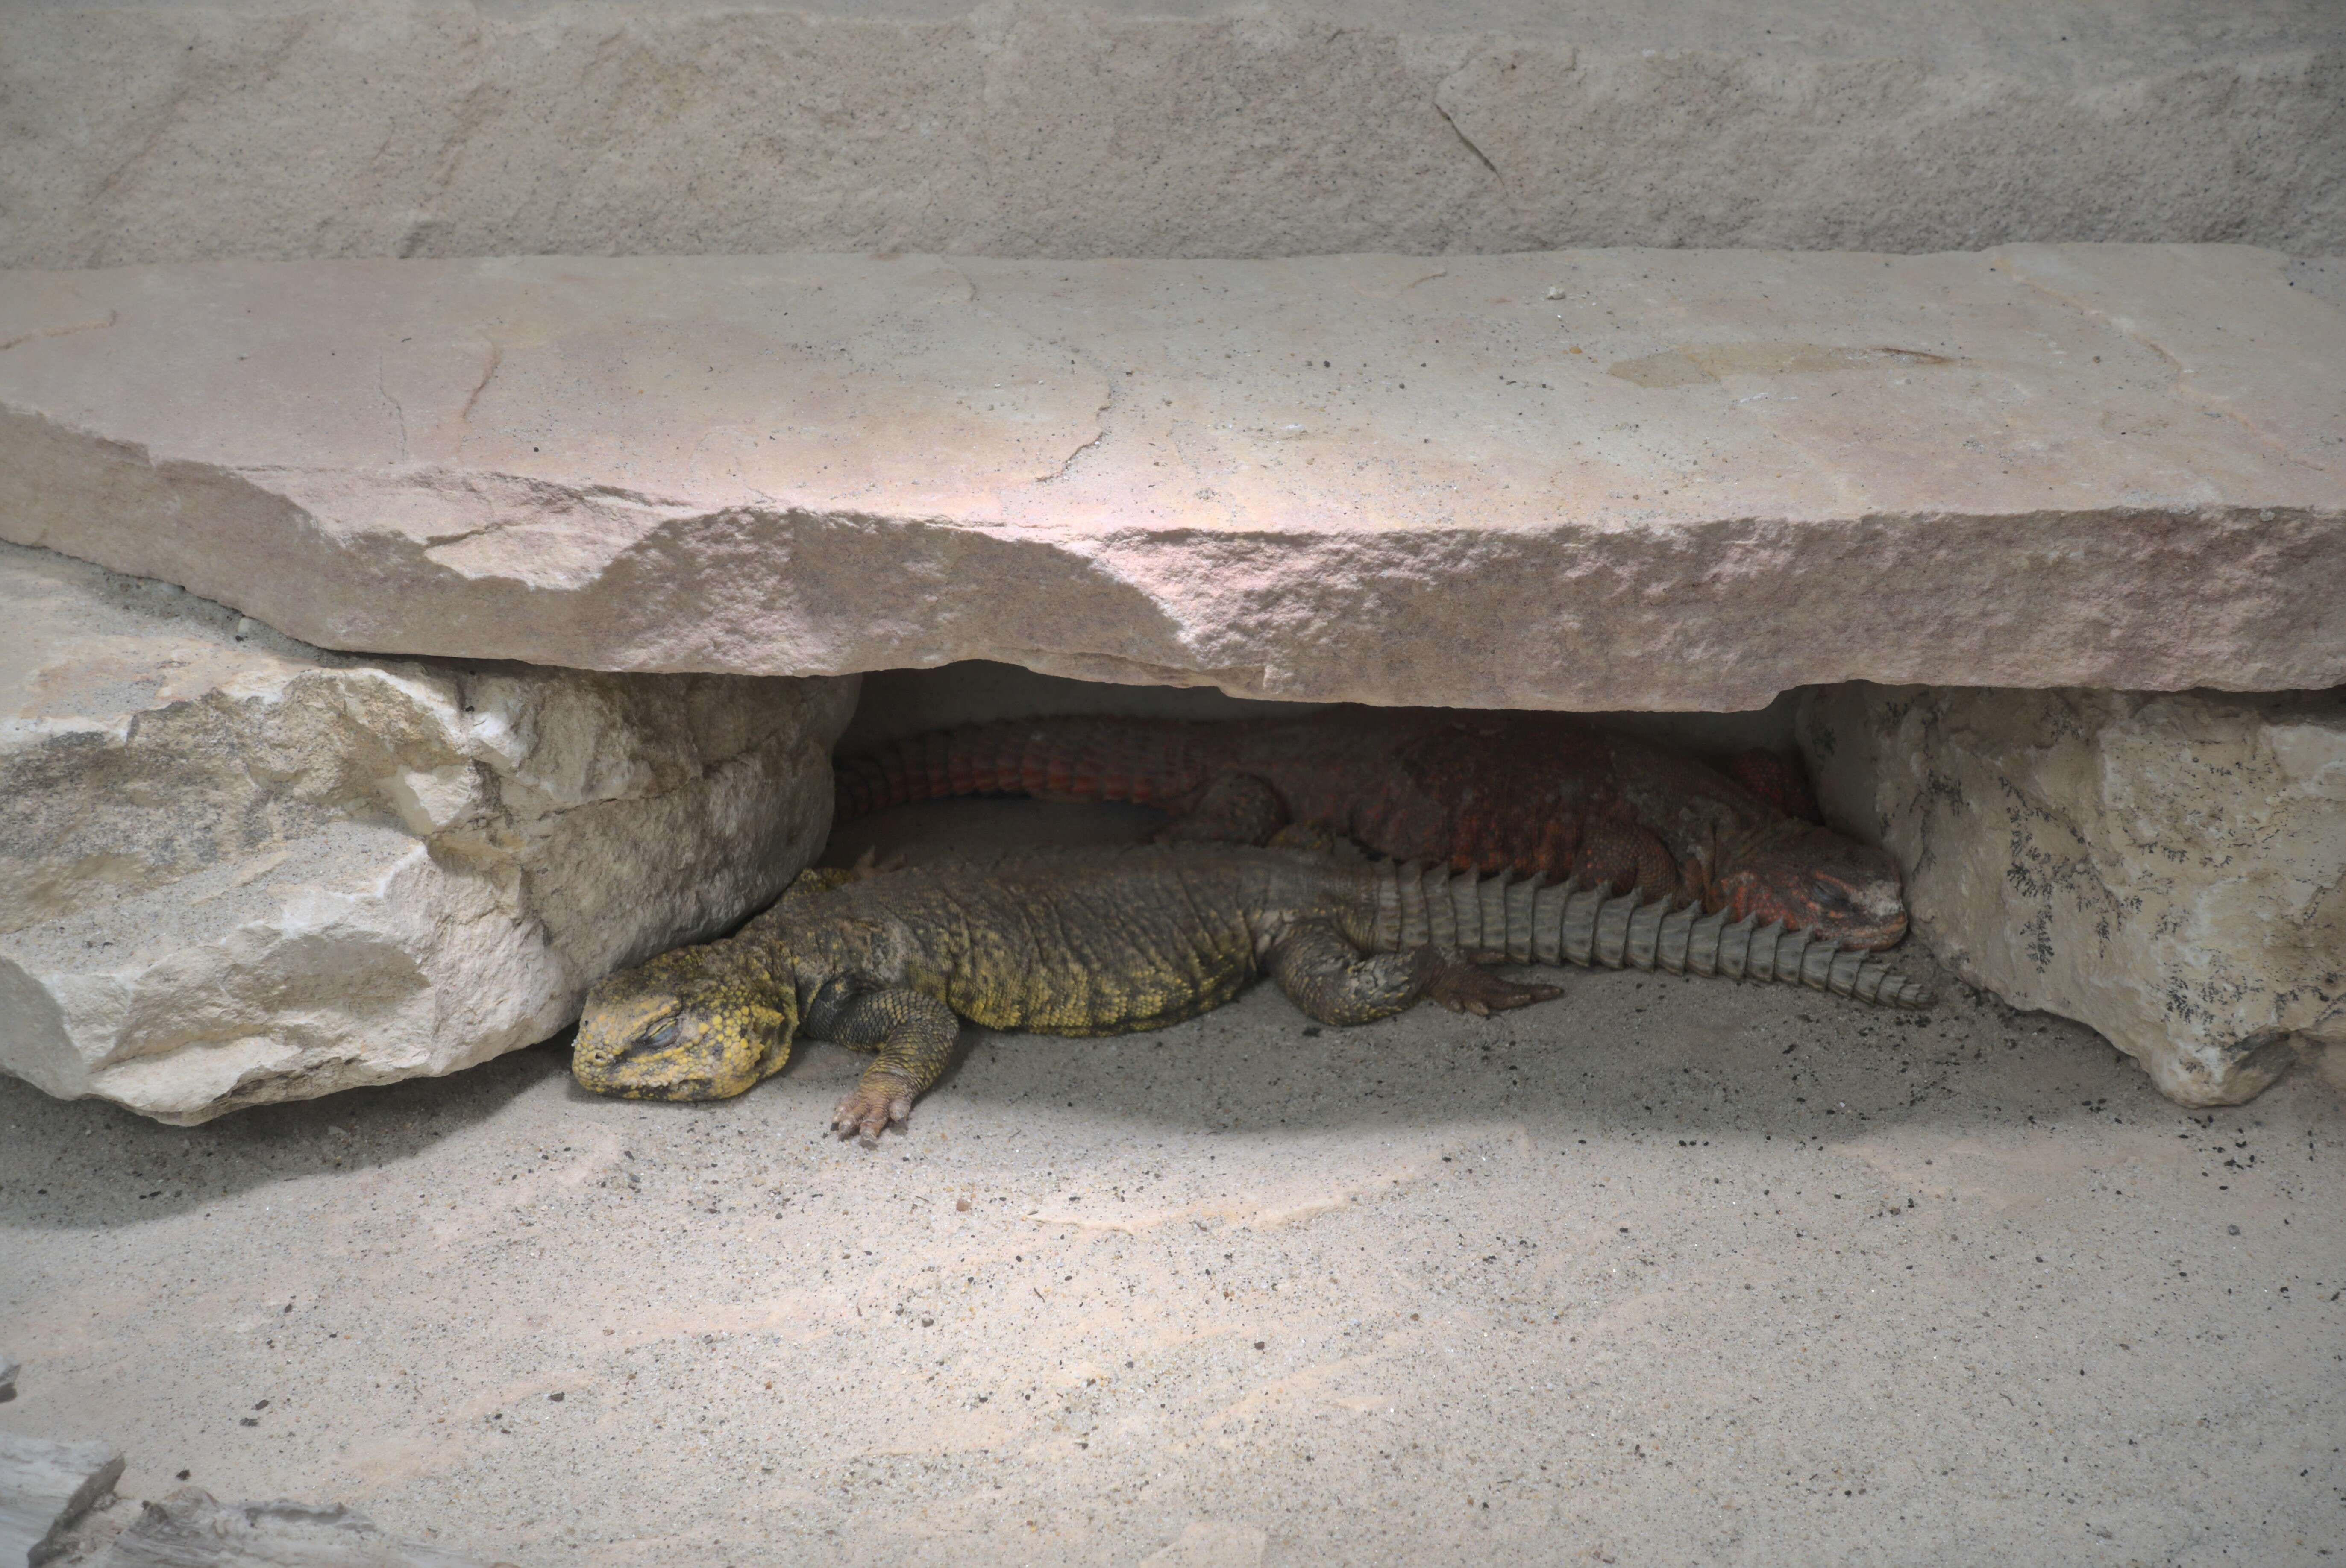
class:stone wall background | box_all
[3,0,2340,270]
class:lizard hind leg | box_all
[1152,770,1289,847]
[814,988,962,1140]
[1268,923,1563,1026]
[1267,921,1426,1026]
[1266,824,1369,859]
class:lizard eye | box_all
[622,1017,682,1058]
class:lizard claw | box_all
[1412,946,1564,1016]
[831,1077,914,1141]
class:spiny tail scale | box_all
[1371,861,1934,1008]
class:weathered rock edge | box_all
[0,542,856,1125]
[3,0,2340,267]
[86,1486,496,1568]
[0,1431,124,1567]
[2,246,2340,712]
[1800,684,2346,1107]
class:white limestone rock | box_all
[0,542,856,1125]
[1,246,2341,712]
[1799,685,2346,1106]
[0,1432,123,1568]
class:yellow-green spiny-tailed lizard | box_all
[573,843,1933,1137]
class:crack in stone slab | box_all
[375,349,409,462]
[455,338,503,431]
[0,310,115,354]
[1434,90,1502,182]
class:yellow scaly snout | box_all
[571,948,797,1102]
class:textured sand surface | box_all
[4,804,2342,1565]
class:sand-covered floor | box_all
[5,806,2342,1566]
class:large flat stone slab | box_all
[3,1,2339,267]
[2,245,2340,710]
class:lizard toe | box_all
[832,1076,916,1142]
[1423,958,1564,1016]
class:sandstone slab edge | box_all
[1,245,2340,712]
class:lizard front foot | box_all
[831,1072,916,1140]
[1411,946,1565,1017]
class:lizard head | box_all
[1710,819,1909,951]
[572,943,797,1101]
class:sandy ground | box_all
[5,804,2343,1567]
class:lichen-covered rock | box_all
[0,542,855,1124]
[1798,685,2345,1106]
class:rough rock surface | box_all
[0,542,855,1125]
[1799,684,2346,1106]
[1,0,2338,269]
[85,1489,495,1568]
[0,1432,123,1568]
[3,245,2341,711]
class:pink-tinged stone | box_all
[0,245,2339,710]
